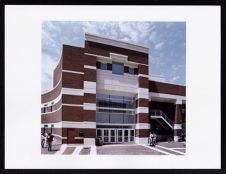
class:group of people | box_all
[41,132,54,151]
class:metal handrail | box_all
[150,109,174,128]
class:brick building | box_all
[41,33,186,145]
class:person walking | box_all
[41,133,45,148]
[47,133,54,151]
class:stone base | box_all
[84,138,95,145]
[135,137,149,145]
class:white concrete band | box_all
[41,76,62,94]
[174,136,180,142]
[83,103,96,110]
[110,52,128,63]
[134,137,149,145]
[135,123,150,129]
[174,124,182,130]
[41,106,62,115]
[136,107,149,114]
[150,92,185,101]
[41,92,62,107]
[84,138,96,145]
[138,74,149,78]
[138,88,149,99]
[175,99,183,104]
[84,81,96,94]
[85,33,149,54]
[84,65,96,70]
[62,103,83,107]
[62,69,84,75]
[62,88,84,96]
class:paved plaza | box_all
[41,141,186,155]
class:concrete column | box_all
[174,99,182,142]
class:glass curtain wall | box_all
[96,94,136,124]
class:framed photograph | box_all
[2,2,223,174]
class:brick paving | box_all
[79,147,91,155]
[41,144,61,155]
[41,141,186,155]
[97,145,165,155]
[63,147,76,155]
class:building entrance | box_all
[97,128,135,144]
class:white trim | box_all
[174,124,182,130]
[96,123,135,126]
[138,74,149,78]
[175,99,183,104]
[138,88,149,99]
[110,52,128,63]
[62,69,84,75]
[41,106,61,115]
[84,138,96,146]
[90,145,97,155]
[134,137,149,145]
[85,32,149,54]
[143,145,174,155]
[62,88,84,96]
[41,92,62,107]
[41,122,62,128]
[62,103,83,107]
[83,103,96,110]
[41,75,62,94]
[84,65,96,70]
[135,123,150,129]
[84,81,96,94]
[150,92,186,101]
[62,121,96,128]
[136,107,149,114]
[156,145,185,155]
[55,144,67,155]
[174,136,180,142]
[97,107,135,112]
[85,52,148,67]
[72,146,83,155]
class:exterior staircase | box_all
[150,110,174,129]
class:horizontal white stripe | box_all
[62,69,84,75]
[84,81,96,88]
[138,74,149,78]
[96,123,135,126]
[41,92,62,107]
[62,103,83,107]
[41,75,62,94]
[150,92,186,101]
[175,99,183,104]
[41,106,61,115]
[97,107,135,111]
[156,145,185,155]
[85,33,149,54]
[174,136,180,142]
[84,138,96,146]
[174,124,182,129]
[84,103,96,110]
[84,65,96,70]
[134,137,149,144]
[135,123,150,129]
[62,88,84,96]
[138,88,149,99]
[84,88,96,94]
[143,145,174,155]
[63,121,96,128]
[42,121,96,128]
[137,107,149,114]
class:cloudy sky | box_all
[42,21,186,92]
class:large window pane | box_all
[100,63,108,70]
[112,62,124,75]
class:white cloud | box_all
[170,75,180,83]
[154,42,164,50]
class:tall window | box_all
[112,62,124,75]
[128,67,134,75]
[100,62,108,70]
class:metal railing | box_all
[150,109,174,129]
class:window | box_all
[112,62,124,75]
[100,62,108,70]
[128,67,134,75]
